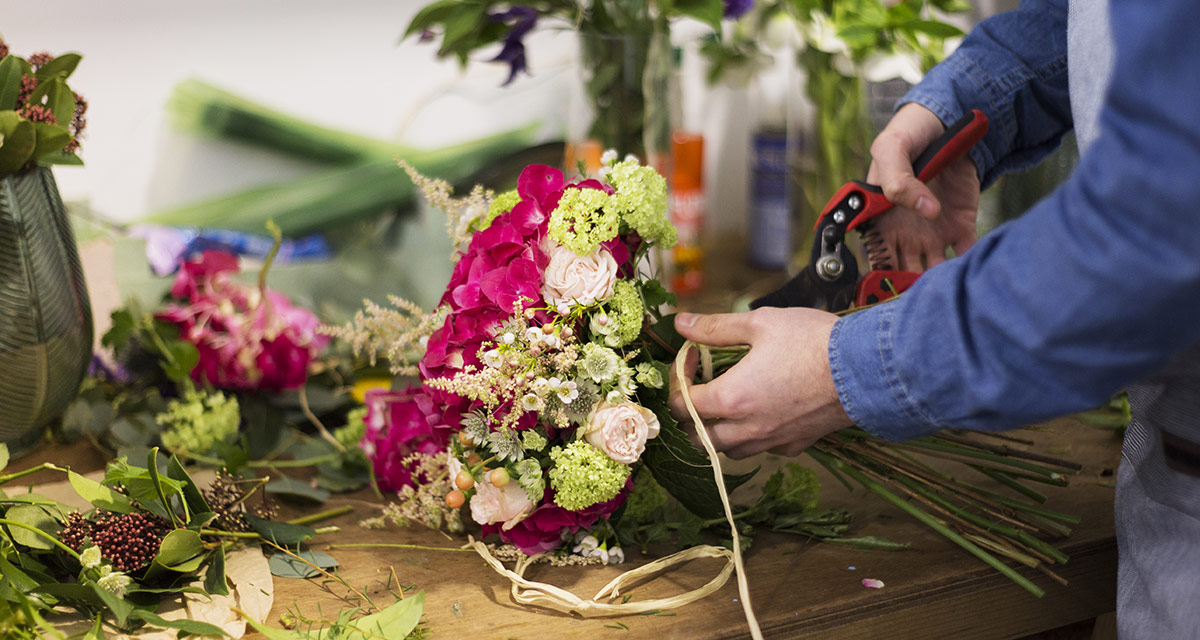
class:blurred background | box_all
[3,0,1056,329]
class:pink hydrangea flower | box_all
[156,250,328,392]
[361,386,456,491]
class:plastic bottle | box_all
[666,47,705,296]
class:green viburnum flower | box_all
[623,470,668,524]
[605,160,675,248]
[80,545,102,570]
[635,362,665,389]
[479,189,521,230]
[334,406,368,452]
[521,429,548,452]
[605,280,644,348]
[514,458,545,502]
[158,390,240,455]
[96,565,132,597]
[548,441,630,511]
[578,343,622,384]
[549,187,620,255]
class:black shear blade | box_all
[750,267,855,312]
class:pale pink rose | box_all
[585,402,661,464]
[541,241,618,308]
[470,477,535,530]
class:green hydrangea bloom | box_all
[549,187,620,255]
[606,280,644,347]
[548,441,630,511]
[478,189,521,230]
[334,406,368,451]
[158,390,240,455]
[622,469,668,524]
[521,429,548,452]
[605,160,675,248]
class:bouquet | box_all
[336,151,1085,629]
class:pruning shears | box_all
[752,109,989,312]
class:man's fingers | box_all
[870,138,940,220]
[667,347,700,421]
[675,312,757,347]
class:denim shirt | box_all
[829,0,1200,440]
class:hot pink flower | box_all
[483,481,632,554]
[156,250,328,392]
[362,386,456,491]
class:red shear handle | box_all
[912,109,989,183]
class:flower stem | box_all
[200,525,339,539]
[181,451,342,469]
[286,505,353,526]
[0,463,68,486]
[324,543,474,553]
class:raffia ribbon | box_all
[469,340,763,639]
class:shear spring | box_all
[859,223,893,271]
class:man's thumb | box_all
[675,312,754,347]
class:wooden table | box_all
[12,420,1120,640]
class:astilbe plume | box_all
[322,296,447,376]
[60,511,173,573]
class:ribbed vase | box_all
[0,166,93,457]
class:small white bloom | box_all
[532,377,550,395]
[483,349,503,369]
[80,546,102,569]
[556,380,579,404]
[624,154,639,164]
[502,332,516,345]
[524,327,543,344]
[600,149,619,166]
[606,389,627,404]
[418,335,429,348]
[607,546,625,564]
[860,51,923,85]
[557,301,573,316]
[543,333,562,349]
[521,393,541,411]
[573,534,600,555]
[97,569,132,597]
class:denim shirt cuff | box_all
[828,304,942,442]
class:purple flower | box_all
[488,7,538,85]
[724,0,754,19]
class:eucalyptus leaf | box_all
[131,609,229,636]
[268,550,337,579]
[245,513,315,545]
[266,476,330,504]
[69,470,134,513]
[4,505,59,549]
[60,397,115,439]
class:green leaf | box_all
[147,448,182,527]
[60,397,115,440]
[31,122,70,158]
[88,579,135,626]
[346,590,425,639]
[45,77,77,126]
[672,0,724,31]
[0,112,35,173]
[204,544,230,596]
[4,505,60,549]
[0,443,8,473]
[166,454,212,520]
[639,390,758,519]
[760,463,820,514]
[160,338,200,383]
[268,550,338,579]
[244,513,315,545]
[69,470,134,513]
[151,528,205,570]
[904,19,964,38]
[266,476,331,504]
[101,309,136,351]
[404,0,464,39]
[0,56,31,111]
[242,615,306,640]
[40,149,82,165]
[641,280,677,310]
[34,53,82,81]
[131,608,229,636]
[0,554,41,592]
[83,615,104,640]
[31,582,105,608]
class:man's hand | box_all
[866,103,981,272]
[667,307,852,459]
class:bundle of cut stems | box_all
[695,345,1083,598]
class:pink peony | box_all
[362,386,455,491]
[584,402,661,464]
[470,479,535,530]
[157,250,328,392]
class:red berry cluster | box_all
[18,104,57,125]
[0,39,8,60]
[58,511,172,573]
[26,51,53,70]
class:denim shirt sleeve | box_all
[899,0,1072,188]
[830,0,1200,441]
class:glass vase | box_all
[0,166,93,457]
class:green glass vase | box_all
[0,166,93,457]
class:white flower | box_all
[624,154,638,164]
[418,335,429,348]
[502,332,516,345]
[483,349,503,369]
[573,534,600,556]
[585,401,661,464]
[606,545,625,564]
[556,380,579,404]
[860,51,923,85]
[531,377,551,396]
[601,149,619,166]
[590,312,615,338]
[557,301,573,316]
[542,333,562,349]
[606,389,627,404]
[541,241,619,309]
[524,327,543,344]
[80,546,102,569]
[97,567,132,597]
[804,10,850,55]
[521,393,541,412]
